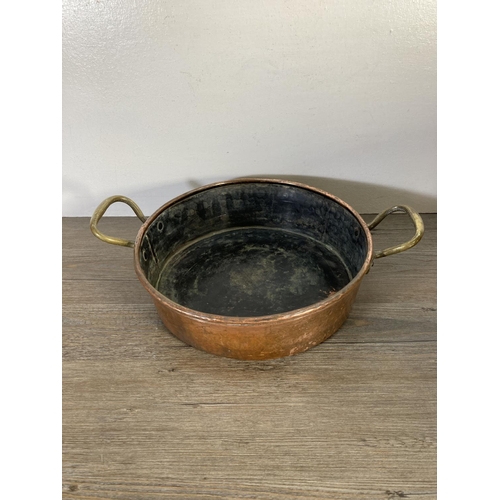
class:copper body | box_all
[133,179,372,360]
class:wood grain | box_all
[63,214,436,499]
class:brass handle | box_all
[90,195,147,248]
[367,205,424,260]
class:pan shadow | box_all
[236,175,436,214]
[67,174,436,217]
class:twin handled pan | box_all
[91,178,424,360]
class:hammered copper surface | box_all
[133,179,373,360]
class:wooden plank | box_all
[63,300,436,362]
[63,214,436,499]
[63,343,436,499]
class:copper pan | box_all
[90,179,423,360]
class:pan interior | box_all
[139,182,368,317]
[156,227,351,317]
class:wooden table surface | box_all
[63,214,436,500]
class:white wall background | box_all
[62,0,436,216]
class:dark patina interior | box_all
[139,182,368,317]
